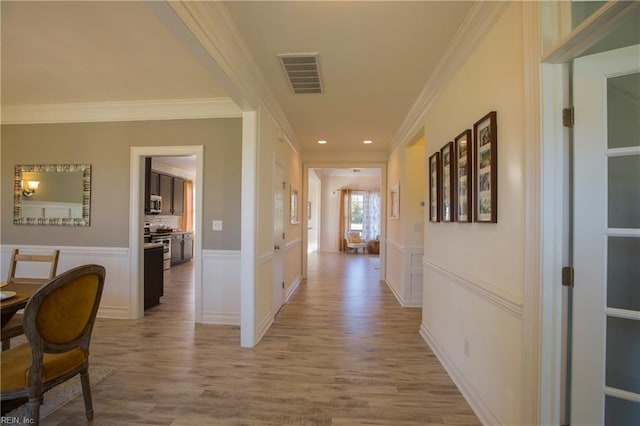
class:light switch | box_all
[212,220,223,231]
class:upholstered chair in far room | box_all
[345,231,367,253]
[1,249,60,351]
[0,264,105,425]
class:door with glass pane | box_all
[572,44,640,425]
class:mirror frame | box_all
[14,164,91,226]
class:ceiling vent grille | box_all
[278,53,323,94]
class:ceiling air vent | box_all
[278,53,323,94]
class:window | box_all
[350,191,364,231]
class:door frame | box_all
[272,158,287,315]
[129,145,204,321]
[302,162,387,281]
[538,2,640,424]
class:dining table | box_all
[0,282,40,330]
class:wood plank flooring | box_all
[40,252,480,425]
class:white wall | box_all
[419,3,526,424]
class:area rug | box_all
[4,366,115,420]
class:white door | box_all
[572,44,640,425]
[273,161,286,315]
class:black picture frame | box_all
[440,142,455,222]
[455,129,472,222]
[473,111,497,223]
[429,152,440,222]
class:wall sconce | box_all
[22,180,40,197]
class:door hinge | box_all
[282,281,285,289]
[562,107,574,128]
[562,266,574,287]
[282,182,286,190]
[282,232,285,239]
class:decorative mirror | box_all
[14,164,91,226]
[290,186,299,224]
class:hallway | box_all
[43,253,479,425]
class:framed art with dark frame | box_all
[429,152,440,222]
[473,111,497,223]
[455,129,472,222]
[440,142,455,222]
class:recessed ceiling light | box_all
[363,140,373,144]
[318,140,327,144]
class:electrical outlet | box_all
[212,220,223,231]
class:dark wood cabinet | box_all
[159,174,173,215]
[145,160,186,216]
[149,171,159,196]
[144,245,164,309]
[172,177,184,215]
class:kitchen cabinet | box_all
[172,177,184,215]
[170,232,193,265]
[144,244,164,309]
[159,174,173,215]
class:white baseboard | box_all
[286,274,302,302]
[201,312,240,325]
[419,324,501,426]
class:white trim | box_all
[201,312,240,325]
[423,257,523,317]
[1,98,241,125]
[285,238,302,250]
[97,306,130,319]
[605,307,640,322]
[255,313,274,346]
[390,1,509,151]
[522,3,542,425]
[606,147,640,157]
[286,274,302,303]
[241,111,258,348]
[542,1,640,64]
[607,228,640,237]
[420,324,501,426]
[604,386,640,404]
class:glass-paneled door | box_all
[572,44,640,425]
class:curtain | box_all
[181,180,194,232]
[362,189,380,241]
[338,189,351,251]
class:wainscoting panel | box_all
[201,249,241,325]
[421,259,524,425]
[384,241,423,307]
[0,245,131,319]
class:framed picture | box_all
[290,186,299,224]
[440,142,455,222]
[389,182,400,219]
[473,111,497,223]
[428,152,440,222]
[455,129,472,222]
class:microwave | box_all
[149,195,162,213]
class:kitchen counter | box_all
[144,242,164,250]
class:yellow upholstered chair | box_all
[2,249,60,351]
[0,264,105,425]
[345,231,367,253]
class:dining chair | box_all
[0,264,105,425]
[1,249,60,351]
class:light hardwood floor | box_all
[41,252,480,425]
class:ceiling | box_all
[1,1,474,155]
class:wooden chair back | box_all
[7,248,60,284]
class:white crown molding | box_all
[1,98,241,125]
[164,1,300,153]
[390,1,510,153]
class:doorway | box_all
[129,146,203,321]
